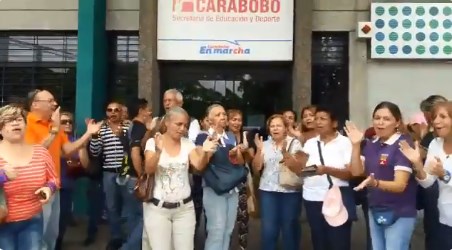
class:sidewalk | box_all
[63,207,426,249]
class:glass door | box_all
[160,61,292,129]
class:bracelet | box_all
[375,179,380,188]
[50,127,59,134]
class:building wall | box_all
[2,0,451,127]
[0,0,139,30]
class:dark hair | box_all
[372,101,403,121]
[128,98,148,118]
[282,110,297,121]
[315,105,338,122]
[300,105,317,132]
[420,95,447,112]
[25,89,42,111]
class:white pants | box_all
[143,200,196,250]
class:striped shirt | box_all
[89,122,129,169]
[1,145,58,222]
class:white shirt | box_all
[259,136,303,193]
[417,138,452,227]
[144,137,195,202]
[302,133,352,202]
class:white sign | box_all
[157,0,294,61]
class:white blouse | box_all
[417,138,452,227]
[145,137,195,202]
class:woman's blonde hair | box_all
[0,105,26,129]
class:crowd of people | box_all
[0,88,451,250]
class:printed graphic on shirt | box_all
[158,162,188,195]
[379,153,389,166]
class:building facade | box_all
[0,0,451,129]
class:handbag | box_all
[279,139,303,189]
[317,141,357,222]
[370,206,398,226]
[0,188,7,223]
[134,173,154,202]
[203,145,249,195]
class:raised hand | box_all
[51,106,61,129]
[86,119,103,135]
[353,173,377,191]
[254,133,264,150]
[427,157,446,178]
[202,136,219,153]
[344,120,364,145]
[242,131,249,149]
[399,140,422,164]
[154,133,164,152]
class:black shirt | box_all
[128,120,147,176]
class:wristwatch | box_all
[442,170,451,184]
[50,127,59,134]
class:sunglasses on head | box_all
[61,119,73,125]
[107,108,121,113]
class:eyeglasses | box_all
[34,99,55,104]
[61,119,73,125]
[107,108,121,113]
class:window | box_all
[108,32,139,103]
[0,32,77,110]
[311,32,350,126]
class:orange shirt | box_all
[3,145,58,222]
[25,112,69,180]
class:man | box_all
[143,89,201,143]
[24,89,101,250]
[127,98,152,250]
[89,101,132,250]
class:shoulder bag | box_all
[203,143,249,195]
[279,139,303,189]
[317,141,357,222]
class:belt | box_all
[150,197,193,209]
[103,168,121,173]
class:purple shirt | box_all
[362,133,417,217]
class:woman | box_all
[143,106,218,250]
[227,109,255,250]
[302,106,356,250]
[399,101,452,250]
[252,114,305,250]
[417,95,447,250]
[196,104,246,250]
[56,111,83,249]
[287,106,317,145]
[0,105,58,249]
[345,101,417,250]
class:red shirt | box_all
[2,145,57,222]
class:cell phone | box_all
[39,191,47,200]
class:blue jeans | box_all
[87,179,104,237]
[260,190,302,250]
[120,177,143,250]
[42,190,60,250]
[421,182,441,250]
[103,172,142,248]
[57,188,73,248]
[0,212,43,250]
[368,212,416,250]
[304,199,351,250]
[203,187,238,250]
